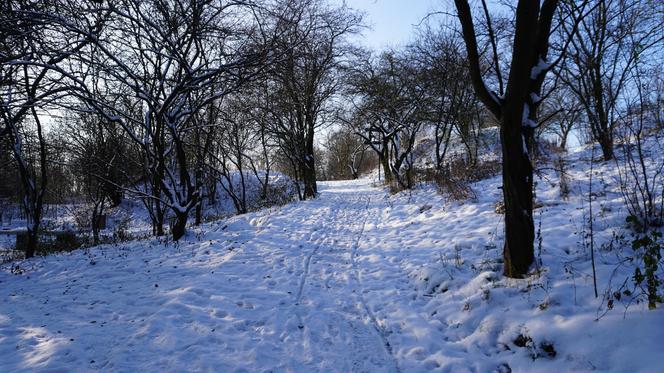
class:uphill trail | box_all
[0,179,437,372]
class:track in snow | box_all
[0,179,405,372]
[287,182,400,372]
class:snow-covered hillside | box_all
[2,140,664,372]
[0,172,296,258]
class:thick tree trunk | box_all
[501,112,535,277]
[172,212,187,241]
[91,200,105,245]
[587,112,614,161]
[380,140,392,183]
[302,156,317,199]
[560,131,569,150]
[261,171,270,200]
[154,207,165,236]
[453,0,557,278]
[597,130,614,161]
[92,214,100,245]
[381,156,392,183]
[302,138,317,199]
[195,200,202,226]
[208,176,217,206]
[25,227,39,258]
[92,227,100,245]
[497,0,540,277]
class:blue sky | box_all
[345,0,442,50]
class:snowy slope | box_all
[0,171,297,257]
[1,147,664,372]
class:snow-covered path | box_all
[0,180,417,372]
[4,177,664,372]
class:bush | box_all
[113,213,132,242]
[417,158,501,201]
[554,157,571,200]
[15,230,82,255]
[426,168,476,201]
[252,181,297,210]
[629,223,663,310]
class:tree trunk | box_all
[208,176,217,206]
[497,0,540,278]
[454,0,557,278]
[501,111,535,277]
[380,140,392,183]
[597,130,614,161]
[154,207,165,236]
[261,171,270,200]
[194,169,203,226]
[25,227,39,258]
[195,200,202,226]
[172,212,188,241]
[302,156,317,199]
[92,212,100,245]
[92,227,100,245]
[302,139,317,199]
[560,130,569,150]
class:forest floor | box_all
[1,162,664,372]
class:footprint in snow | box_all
[236,301,254,309]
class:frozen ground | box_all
[1,155,663,372]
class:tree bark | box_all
[380,139,392,183]
[172,212,188,241]
[195,199,203,226]
[154,206,165,236]
[25,227,39,258]
[302,134,317,199]
[501,107,535,277]
[302,156,317,199]
[597,130,614,161]
[91,202,103,245]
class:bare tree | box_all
[616,61,664,228]
[64,113,137,243]
[347,50,427,189]
[213,98,257,214]
[557,0,664,160]
[453,0,571,277]
[410,25,486,168]
[539,85,584,150]
[0,0,105,257]
[323,126,369,180]
[265,0,362,199]
[75,0,268,240]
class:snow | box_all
[522,134,529,155]
[530,92,541,103]
[1,144,664,372]
[530,58,552,80]
[522,104,538,128]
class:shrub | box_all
[554,157,570,200]
[253,181,297,210]
[418,158,501,201]
[629,223,663,310]
[113,214,132,242]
